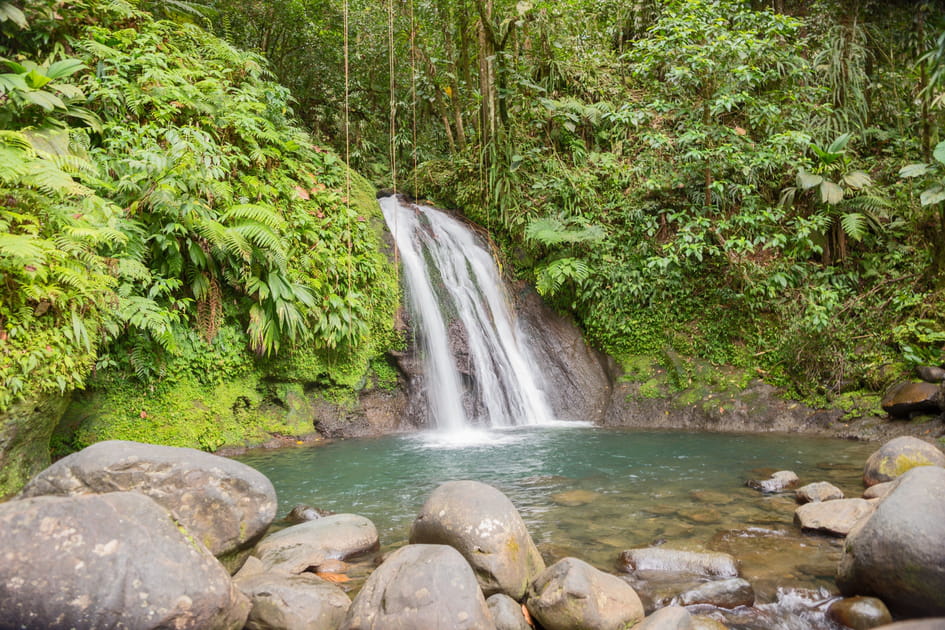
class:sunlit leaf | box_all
[820,180,844,204]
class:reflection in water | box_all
[235,427,874,613]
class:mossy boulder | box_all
[0,392,70,499]
[862,436,945,487]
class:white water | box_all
[380,195,555,432]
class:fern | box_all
[525,215,606,246]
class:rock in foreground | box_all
[862,436,945,487]
[20,440,276,561]
[0,492,249,629]
[341,544,495,630]
[254,514,379,574]
[236,572,350,630]
[837,466,945,616]
[526,557,644,630]
[409,480,544,599]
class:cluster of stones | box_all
[3,436,945,629]
[748,435,945,629]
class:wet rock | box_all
[838,466,945,616]
[236,572,350,630]
[285,504,334,523]
[746,470,799,493]
[881,382,942,418]
[19,440,276,564]
[409,480,544,599]
[795,481,844,503]
[827,596,892,630]
[677,578,755,609]
[617,548,739,578]
[690,616,730,630]
[862,436,945,487]
[255,514,379,574]
[916,365,945,383]
[0,492,250,629]
[873,621,945,630]
[515,286,617,423]
[862,481,896,501]
[341,544,494,630]
[526,557,644,630]
[487,593,531,630]
[638,606,695,630]
[550,489,601,506]
[794,499,874,536]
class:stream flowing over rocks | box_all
[2,436,945,629]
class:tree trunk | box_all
[476,0,497,148]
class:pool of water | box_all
[235,426,875,605]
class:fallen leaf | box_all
[317,572,350,583]
[522,603,533,626]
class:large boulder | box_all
[236,572,350,630]
[881,382,942,418]
[254,514,379,574]
[526,557,645,630]
[837,465,945,616]
[862,436,945,487]
[341,544,495,630]
[794,498,874,536]
[20,440,276,563]
[0,492,249,629]
[409,480,544,599]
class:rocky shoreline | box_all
[2,437,944,629]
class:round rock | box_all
[254,514,379,574]
[862,436,945,487]
[0,492,249,629]
[881,382,942,418]
[796,481,844,503]
[638,606,695,630]
[487,593,531,630]
[837,465,945,616]
[19,440,276,561]
[677,577,755,609]
[340,544,494,630]
[827,596,892,630]
[526,557,645,630]
[409,480,544,599]
[236,572,350,630]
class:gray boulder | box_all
[409,480,544,599]
[526,557,644,630]
[486,593,531,630]
[796,481,844,503]
[863,481,896,500]
[827,596,892,630]
[837,466,945,616]
[0,492,249,629]
[341,544,495,630]
[20,440,276,563]
[617,548,739,578]
[916,366,945,383]
[638,607,695,630]
[255,514,379,574]
[862,436,945,487]
[677,578,754,609]
[794,498,874,536]
[881,382,942,418]
[236,572,350,630]
[746,470,798,493]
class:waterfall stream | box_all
[380,195,554,431]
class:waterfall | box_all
[380,195,555,431]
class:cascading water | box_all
[380,195,555,432]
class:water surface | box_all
[236,426,874,604]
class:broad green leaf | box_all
[820,180,844,204]
[827,132,852,154]
[842,171,872,189]
[24,69,51,89]
[796,170,823,190]
[0,73,28,93]
[45,58,86,80]
[23,90,64,111]
[0,2,28,28]
[899,163,930,178]
[920,185,945,206]
[933,140,945,166]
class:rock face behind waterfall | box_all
[514,285,618,423]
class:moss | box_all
[0,392,71,498]
[638,378,666,399]
[833,391,884,421]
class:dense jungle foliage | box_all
[0,0,398,457]
[198,0,945,403]
[2,0,945,461]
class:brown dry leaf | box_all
[316,572,350,583]
[521,603,533,626]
